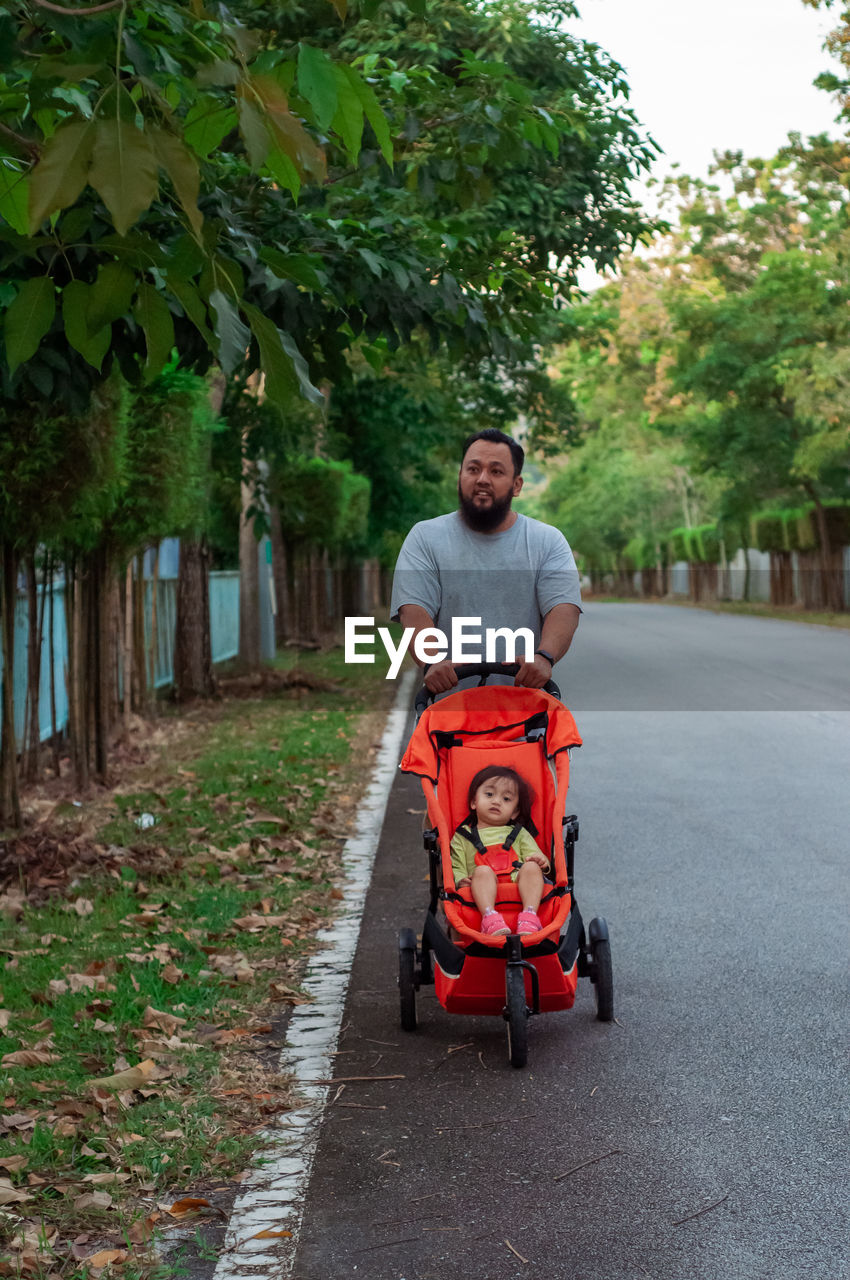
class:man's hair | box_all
[466,765,535,829]
[461,429,524,477]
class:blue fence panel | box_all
[2,553,241,751]
[210,571,239,663]
[143,578,178,689]
[3,583,71,747]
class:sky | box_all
[567,0,842,198]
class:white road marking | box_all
[212,669,415,1280]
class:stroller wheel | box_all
[505,966,529,1068]
[398,929,417,1032]
[588,917,614,1022]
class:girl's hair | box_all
[467,765,535,829]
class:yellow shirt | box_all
[450,824,549,885]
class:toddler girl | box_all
[450,765,550,937]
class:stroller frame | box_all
[397,664,614,1068]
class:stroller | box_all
[397,663,613,1068]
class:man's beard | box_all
[457,482,514,532]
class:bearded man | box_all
[391,429,581,694]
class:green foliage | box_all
[275,455,370,552]
[667,524,721,564]
[108,369,218,556]
[548,137,850,573]
[0,375,128,552]
[751,500,850,552]
[0,0,657,414]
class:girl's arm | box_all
[450,832,473,887]
[517,828,550,873]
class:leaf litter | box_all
[0,660,396,1275]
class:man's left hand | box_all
[513,654,552,688]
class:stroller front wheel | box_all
[505,965,529,1068]
[398,929,418,1032]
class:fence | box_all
[2,564,240,749]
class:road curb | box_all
[212,669,416,1280]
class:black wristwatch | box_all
[535,649,555,667]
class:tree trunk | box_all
[0,540,21,828]
[741,529,751,603]
[148,543,160,715]
[48,553,60,779]
[90,547,109,781]
[174,537,215,700]
[65,555,87,792]
[807,489,842,613]
[239,472,261,669]
[132,557,147,713]
[269,507,292,646]
[23,552,44,784]
[123,561,133,737]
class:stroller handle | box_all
[414,661,561,715]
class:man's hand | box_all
[513,653,552,688]
[424,659,459,694]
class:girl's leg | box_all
[517,861,544,912]
[470,865,498,914]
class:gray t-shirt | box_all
[390,511,581,662]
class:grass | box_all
[0,639,405,1277]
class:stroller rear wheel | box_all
[505,966,529,1068]
[398,928,417,1032]
[588,917,614,1022]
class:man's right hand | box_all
[424,660,459,694]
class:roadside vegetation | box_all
[0,644,400,1277]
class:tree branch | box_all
[33,0,123,14]
[0,121,39,158]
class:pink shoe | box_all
[517,910,542,935]
[480,911,510,937]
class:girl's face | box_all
[471,776,519,827]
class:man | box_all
[391,428,581,694]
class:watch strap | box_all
[535,649,555,666]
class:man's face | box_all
[457,442,522,532]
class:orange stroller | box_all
[397,663,613,1067]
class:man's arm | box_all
[514,603,580,688]
[397,603,459,693]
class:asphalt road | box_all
[291,603,850,1280]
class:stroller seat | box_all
[438,740,562,937]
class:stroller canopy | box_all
[400,684,582,784]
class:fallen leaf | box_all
[128,1213,160,1243]
[88,1059,156,1091]
[161,964,183,985]
[2,1049,59,1067]
[82,1171,130,1185]
[269,982,311,1004]
[142,1006,187,1036]
[234,914,290,929]
[248,1227,293,1239]
[0,1177,30,1205]
[86,1249,127,1268]
[74,898,95,917]
[0,1155,27,1173]
[74,1191,113,1210]
[166,1196,213,1218]
[0,1111,36,1130]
